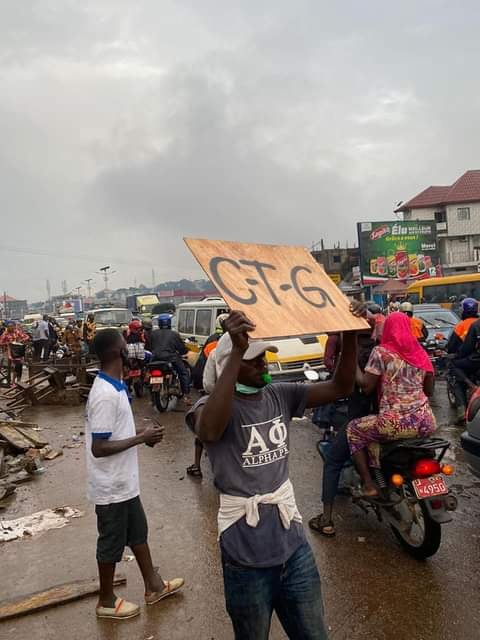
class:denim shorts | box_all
[95,495,148,563]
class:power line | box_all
[0,243,155,268]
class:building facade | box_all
[311,245,360,283]
[396,170,480,272]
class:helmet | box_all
[142,318,153,330]
[400,301,413,313]
[215,313,229,332]
[461,297,478,316]
[158,314,172,329]
[128,319,142,332]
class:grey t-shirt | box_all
[186,383,308,568]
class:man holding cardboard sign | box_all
[184,238,367,638]
[186,307,364,640]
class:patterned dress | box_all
[347,346,436,468]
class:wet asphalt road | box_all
[0,381,479,640]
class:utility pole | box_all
[46,279,51,301]
[97,266,116,293]
[83,278,94,298]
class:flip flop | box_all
[186,464,203,478]
[308,515,336,537]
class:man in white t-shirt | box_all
[86,329,184,620]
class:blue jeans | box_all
[222,542,328,640]
[321,428,351,504]
[171,358,191,395]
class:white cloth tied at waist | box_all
[218,478,302,539]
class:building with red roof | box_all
[396,170,480,271]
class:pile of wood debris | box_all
[0,420,62,508]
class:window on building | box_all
[457,207,471,221]
[333,255,341,264]
[434,211,446,223]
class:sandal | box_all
[186,464,203,478]
[96,597,140,620]
[308,515,336,537]
[145,578,185,605]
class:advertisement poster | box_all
[357,221,440,284]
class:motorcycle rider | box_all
[309,327,378,536]
[450,298,480,423]
[126,320,146,390]
[142,318,153,351]
[447,297,479,354]
[400,301,428,342]
[150,314,191,404]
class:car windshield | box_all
[94,310,131,325]
[416,310,458,328]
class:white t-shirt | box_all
[85,372,139,505]
[38,320,49,340]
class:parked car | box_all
[413,304,459,349]
[461,388,480,478]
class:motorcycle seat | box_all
[380,437,450,458]
[149,360,173,370]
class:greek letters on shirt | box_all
[241,415,288,468]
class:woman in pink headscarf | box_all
[347,312,436,497]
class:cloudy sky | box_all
[2,1,480,300]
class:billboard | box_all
[357,220,440,284]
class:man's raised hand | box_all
[224,311,256,353]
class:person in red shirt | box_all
[0,322,30,385]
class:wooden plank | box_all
[185,238,369,338]
[0,422,47,449]
[14,426,48,448]
[0,575,127,621]
[0,425,37,451]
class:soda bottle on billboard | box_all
[396,249,409,279]
[387,255,397,277]
[377,256,388,276]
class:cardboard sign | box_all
[184,238,369,338]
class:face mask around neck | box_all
[235,383,261,395]
[235,373,272,395]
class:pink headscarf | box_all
[381,312,434,373]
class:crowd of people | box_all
[82,297,453,639]
[0,314,100,386]
[5,294,476,638]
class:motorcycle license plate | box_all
[412,475,448,500]
[150,376,163,384]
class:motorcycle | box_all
[446,361,480,410]
[126,343,147,398]
[147,360,182,412]
[314,388,457,559]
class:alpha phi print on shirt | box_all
[241,414,289,468]
[188,384,308,498]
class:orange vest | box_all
[410,317,424,340]
[454,317,477,341]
